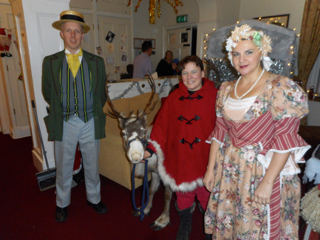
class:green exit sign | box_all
[176,15,188,23]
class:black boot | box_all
[205,234,212,240]
[176,202,196,240]
[197,202,205,214]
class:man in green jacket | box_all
[42,10,108,222]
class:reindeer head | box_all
[106,76,157,164]
[117,110,149,163]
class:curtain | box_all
[306,51,320,94]
[298,0,320,90]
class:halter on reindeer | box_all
[106,76,172,230]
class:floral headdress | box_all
[226,24,273,71]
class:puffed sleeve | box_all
[257,76,311,175]
[206,81,232,144]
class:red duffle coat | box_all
[149,78,217,192]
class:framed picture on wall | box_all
[181,32,188,43]
[134,38,144,49]
[134,38,156,49]
[253,14,290,28]
[144,39,156,49]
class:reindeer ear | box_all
[138,109,144,117]
[140,114,147,126]
[119,118,126,130]
[119,111,126,118]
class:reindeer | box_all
[106,77,172,230]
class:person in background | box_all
[133,41,153,78]
[120,64,133,79]
[144,55,217,240]
[171,58,180,75]
[42,10,108,222]
[203,24,310,239]
[156,50,178,77]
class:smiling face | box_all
[232,40,262,77]
[181,62,204,91]
[60,22,84,54]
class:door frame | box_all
[0,2,30,138]
[162,23,197,60]
[0,58,11,134]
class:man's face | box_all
[147,47,152,56]
[60,22,84,54]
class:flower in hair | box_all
[252,32,262,47]
[225,24,273,70]
[226,24,272,56]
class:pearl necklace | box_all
[234,69,265,100]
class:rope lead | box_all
[131,159,149,221]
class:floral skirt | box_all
[204,141,300,240]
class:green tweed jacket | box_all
[42,50,107,141]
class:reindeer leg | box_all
[150,184,172,231]
[143,171,160,215]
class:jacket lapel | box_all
[50,50,64,96]
[83,50,98,95]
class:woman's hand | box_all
[143,150,151,159]
[254,180,273,204]
[253,152,290,205]
[203,169,215,192]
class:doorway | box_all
[0,2,30,138]
[166,26,197,61]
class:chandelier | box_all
[127,0,183,24]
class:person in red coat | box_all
[144,55,217,240]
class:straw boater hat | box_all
[52,10,90,33]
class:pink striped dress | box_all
[204,74,310,240]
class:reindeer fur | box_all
[117,111,172,231]
[106,76,172,230]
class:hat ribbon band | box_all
[61,15,84,23]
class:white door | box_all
[0,3,30,138]
[98,16,132,80]
[166,26,192,61]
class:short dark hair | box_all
[179,55,204,71]
[164,50,173,59]
[126,64,133,74]
[142,41,152,52]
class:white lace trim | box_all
[206,137,222,145]
[257,145,311,175]
[266,202,270,240]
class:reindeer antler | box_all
[105,85,133,119]
[105,74,158,119]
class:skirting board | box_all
[10,125,31,139]
[32,149,55,172]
